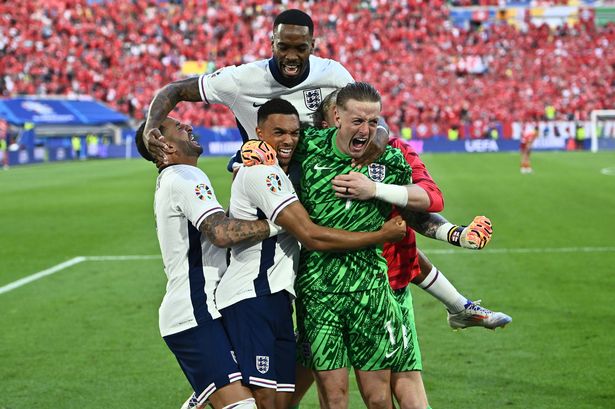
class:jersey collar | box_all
[268,57,311,88]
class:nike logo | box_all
[314,164,333,170]
[253,102,264,107]
[385,347,400,359]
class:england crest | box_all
[303,89,322,111]
[256,355,270,374]
[368,163,386,182]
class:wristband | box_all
[435,223,466,247]
[374,183,408,208]
[267,220,282,238]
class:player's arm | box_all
[389,137,444,212]
[199,212,275,248]
[274,201,407,251]
[331,171,431,211]
[143,77,201,163]
[401,210,493,250]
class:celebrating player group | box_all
[138,9,511,409]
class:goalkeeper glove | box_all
[436,216,493,250]
[240,140,277,166]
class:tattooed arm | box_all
[200,212,271,248]
[143,77,202,163]
[400,210,493,250]
[400,211,447,239]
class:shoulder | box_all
[309,56,353,81]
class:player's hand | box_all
[240,140,277,166]
[380,215,407,243]
[332,171,375,200]
[145,127,173,165]
[460,216,493,250]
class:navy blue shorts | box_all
[163,320,242,404]
[221,291,296,392]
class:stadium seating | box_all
[1,0,613,137]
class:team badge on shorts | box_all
[303,89,322,111]
[256,355,270,374]
[266,173,282,192]
[368,163,386,182]
[194,183,213,200]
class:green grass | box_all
[1,151,614,408]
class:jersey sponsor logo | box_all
[266,173,282,192]
[256,355,270,374]
[252,102,265,108]
[194,183,213,200]
[230,350,237,364]
[314,164,333,170]
[368,163,386,182]
[303,89,322,111]
[208,68,224,78]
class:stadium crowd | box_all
[1,0,613,137]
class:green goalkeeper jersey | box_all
[293,127,412,294]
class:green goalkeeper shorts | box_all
[391,286,422,372]
[296,285,405,371]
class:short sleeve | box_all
[198,66,240,106]
[171,173,225,229]
[241,165,299,222]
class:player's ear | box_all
[334,107,341,128]
[256,127,262,138]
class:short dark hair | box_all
[135,121,164,162]
[336,82,381,110]
[313,89,339,128]
[257,98,300,126]
[273,9,314,36]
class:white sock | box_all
[222,398,257,409]
[417,266,468,313]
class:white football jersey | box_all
[155,164,228,337]
[215,164,300,310]
[198,55,354,140]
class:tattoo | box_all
[200,213,270,247]
[146,77,202,129]
[400,210,449,238]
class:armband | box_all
[374,183,408,208]
[435,223,465,247]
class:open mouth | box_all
[277,146,295,160]
[281,62,301,77]
[189,132,201,146]
[349,135,369,154]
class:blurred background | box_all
[0,0,614,166]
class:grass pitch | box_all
[1,151,614,408]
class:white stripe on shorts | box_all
[249,376,277,389]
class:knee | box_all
[363,390,391,409]
[320,389,348,409]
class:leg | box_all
[412,250,512,329]
[412,250,468,313]
[288,363,316,408]
[313,368,350,409]
[391,371,428,409]
[390,287,428,409]
[251,387,276,409]
[354,369,393,409]
[209,384,254,409]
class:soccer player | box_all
[215,98,408,409]
[286,81,429,409]
[520,123,538,173]
[142,9,375,167]
[134,117,278,409]
[321,89,510,330]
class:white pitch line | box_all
[1,247,614,296]
[86,255,160,261]
[0,256,86,295]
[421,246,615,255]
